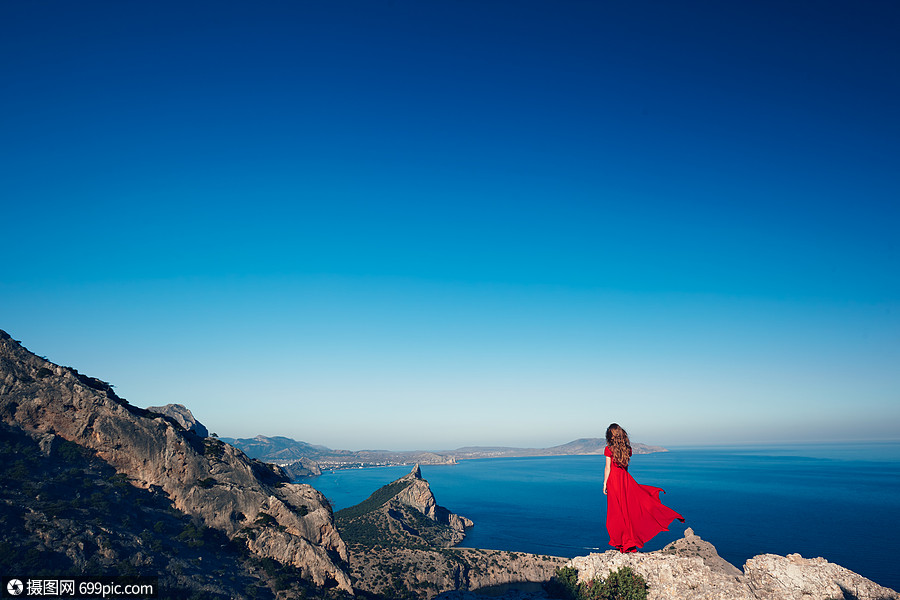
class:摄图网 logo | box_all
[6,578,24,596]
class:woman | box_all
[603,423,684,552]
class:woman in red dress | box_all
[603,423,684,552]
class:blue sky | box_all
[2,0,898,449]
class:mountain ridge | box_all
[0,329,352,593]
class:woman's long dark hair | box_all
[606,423,631,469]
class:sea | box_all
[299,442,900,591]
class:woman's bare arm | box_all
[603,456,611,495]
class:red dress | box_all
[605,446,684,552]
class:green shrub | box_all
[546,566,648,600]
[546,566,580,599]
[334,480,412,520]
[108,472,131,488]
[176,523,206,547]
[600,566,648,600]
[254,512,277,526]
[203,439,225,459]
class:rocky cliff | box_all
[281,457,323,478]
[0,330,352,593]
[0,421,344,599]
[435,529,898,600]
[567,528,899,600]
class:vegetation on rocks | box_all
[547,566,648,600]
[335,480,413,522]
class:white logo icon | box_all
[6,579,24,596]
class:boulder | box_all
[146,403,209,437]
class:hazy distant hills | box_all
[450,437,666,459]
[220,435,334,461]
[222,434,667,474]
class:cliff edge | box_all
[568,528,898,600]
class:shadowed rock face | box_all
[0,330,352,593]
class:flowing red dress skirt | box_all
[605,447,684,552]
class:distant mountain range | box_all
[450,437,667,459]
[220,434,667,475]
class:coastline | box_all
[235,436,669,475]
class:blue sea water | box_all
[300,442,900,591]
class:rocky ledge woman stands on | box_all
[603,423,684,552]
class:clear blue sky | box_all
[2,0,898,450]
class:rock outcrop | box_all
[146,403,209,437]
[657,527,742,577]
[351,547,566,600]
[335,464,472,549]
[393,464,475,545]
[280,457,323,478]
[567,528,898,600]
[0,330,352,593]
[743,553,898,600]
